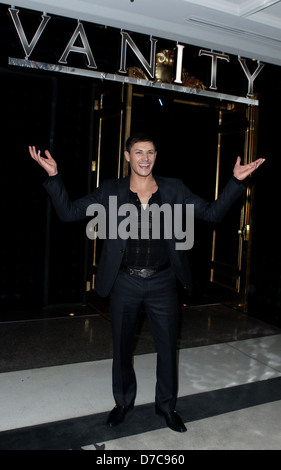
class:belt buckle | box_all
[127,267,155,278]
[139,268,153,278]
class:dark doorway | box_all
[87,84,258,313]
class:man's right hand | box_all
[29,146,58,176]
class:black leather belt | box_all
[120,262,170,278]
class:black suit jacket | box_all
[43,174,245,297]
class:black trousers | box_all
[109,266,179,412]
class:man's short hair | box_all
[125,132,157,153]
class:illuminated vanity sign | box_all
[8,7,264,99]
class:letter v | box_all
[9,7,50,58]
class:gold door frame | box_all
[210,101,259,311]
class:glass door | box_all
[210,101,259,311]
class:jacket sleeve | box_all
[43,173,104,222]
[183,176,246,223]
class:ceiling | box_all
[3,0,281,65]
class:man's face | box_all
[124,141,157,178]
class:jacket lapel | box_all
[155,175,177,204]
[116,175,130,250]
[117,175,130,205]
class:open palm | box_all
[233,156,265,181]
[29,146,58,176]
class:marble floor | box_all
[0,303,281,450]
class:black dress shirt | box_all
[121,189,170,268]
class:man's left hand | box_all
[233,156,265,181]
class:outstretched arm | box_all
[233,156,265,180]
[184,156,265,223]
[29,146,58,176]
[29,145,103,222]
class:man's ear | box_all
[124,151,130,162]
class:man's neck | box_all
[129,172,156,190]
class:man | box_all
[29,133,264,433]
